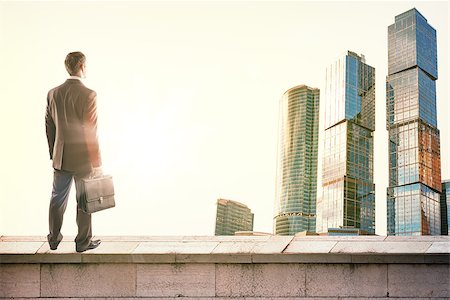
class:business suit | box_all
[45,78,101,251]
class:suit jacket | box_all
[45,79,102,175]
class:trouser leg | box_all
[74,175,92,250]
[48,169,73,248]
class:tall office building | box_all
[274,85,320,235]
[386,8,442,235]
[440,180,450,235]
[215,199,254,235]
[317,51,375,234]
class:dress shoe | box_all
[76,239,101,253]
[48,233,62,250]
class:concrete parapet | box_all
[0,236,449,298]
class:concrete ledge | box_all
[1,236,449,299]
[1,235,449,264]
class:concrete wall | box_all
[1,236,449,299]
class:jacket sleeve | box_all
[84,91,102,168]
[45,92,56,160]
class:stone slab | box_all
[212,241,259,253]
[331,241,432,254]
[0,236,47,242]
[425,242,450,254]
[216,263,307,297]
[305,264,387,297]
[284,241,337,253]
[385,236,450,242]
[93,235,185,242]
[0,242,44,254]
[215,264,254,297]
[175,253,252,263]
[388,264,450,297]
[252,264,306,297]
[37,241,139,254]
[251,235,293,253]
[252,253,352,263]
[136,263,215,297]
[96,253,176,263]
[0,264,40,297]
[37,241,77,254]
[292,236,386,241]
[133,241,218,254]
[183,236,278,254]
[40,263,136,297]
[182,235,272,242]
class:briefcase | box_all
[80,175,115,213]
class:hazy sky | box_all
[0,1,448,236]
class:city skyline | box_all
[0,1,448,236]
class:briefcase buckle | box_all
[99,196,104,203]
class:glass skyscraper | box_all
[386,8,442,235]
[316,51,375,234]
[274,85,320,235]
[215,199,254,235]
[440,180,450,235]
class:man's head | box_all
[65,51,86,77]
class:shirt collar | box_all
[68,75,83,81]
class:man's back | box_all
[46,78,101,175]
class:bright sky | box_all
[0,1,448,236]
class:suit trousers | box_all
[47,169,92,250]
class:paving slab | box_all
[37,241,76,254]
[425,242,450,254]
[212,241,259,253]
[182,235,272,242]
[133,241,219,254]
[385,236,450,242]
[0,236,47,242]
[84,241,139,254]
[284,240,337,253]
[175,253,253,263]
[93,235,185,242]
[331,241,432,254]
[251,235,293,253]
[292,236,386,241]
[0,241,44,254]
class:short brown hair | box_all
[65,52,86,75]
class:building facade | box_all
[386,8,442,235]
[441,180,450,235]
[316,51,375,234]
[215,199,254,235]
[274,85,320,235]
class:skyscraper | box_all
[440,180,450,235]
[386,8,442,235]
[215,199,254,235]
[317,51,375,234]
[274,85,320,235]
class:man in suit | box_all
[45,51,102,252]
